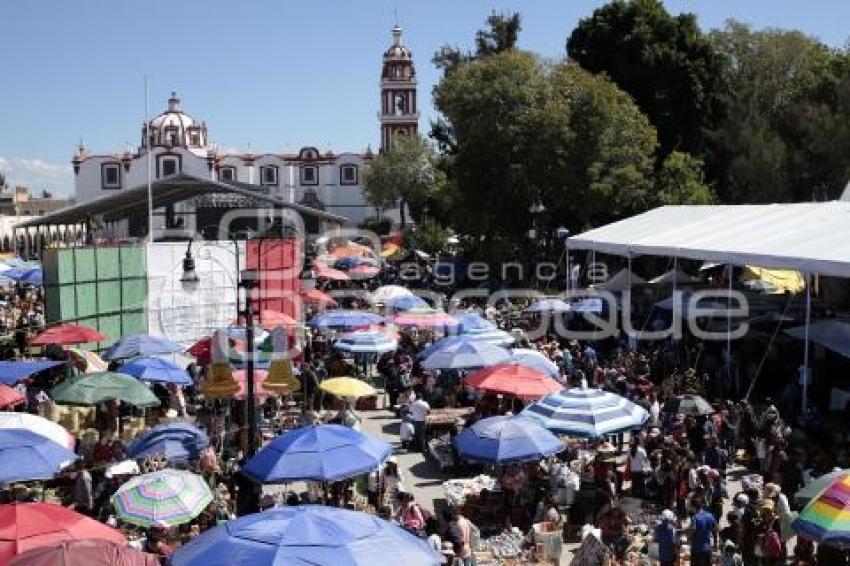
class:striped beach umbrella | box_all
[111,469,213,528]
[521,386,649,438]
[334,330,398,354]
[793,474,850,548]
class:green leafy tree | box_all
[567,0,726,157]
[361,135,445,229]
[707,22,850,202]
[411,218,452,255]
[654,151,716,205]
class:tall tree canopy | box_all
[707,21,850,202]
[361,135,444,229]
[567,0,726,158]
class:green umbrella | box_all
[51,372,160,407]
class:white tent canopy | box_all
[785,320,850,359]
[568,202,850,277]
[649,268,699,285]
[590,267,645,292]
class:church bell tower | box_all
[380,26,418,152]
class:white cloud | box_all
[0,156,74,197]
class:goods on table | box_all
[741,474,763,492]
[443,474,498,507]
[428,435,455,471]
[426,407,474,427]
[481,529,525,558]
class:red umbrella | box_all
[300,286,338,308]
[0,385,25,409]
[11,539,159,566]
[235,310,298,330]
[233,369,271,400]
[30,324,105,346]
[188,336,245,367]
[466,362,562,400]
[313,261,349,281]
[0,502,126,563]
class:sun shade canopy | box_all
[568,203,850,277]
[17,173,346,228]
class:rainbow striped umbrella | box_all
[111,469,212,528]
[793,473,850,548]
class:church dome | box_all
[142,92,209,155]
[383,26,412,60]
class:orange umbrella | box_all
[30,324,105,346]
[466,363,562,400]
[235,310,298,330]
[329,244,374,259]
[300,287,338,307]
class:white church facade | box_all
[70,26,418,233]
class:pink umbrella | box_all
[234,370,271,399]
[11,539,159,566]
[390,312,460,329]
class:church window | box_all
[161,158,178,177]
[340,164,358,185]
[219,166,237,182]
[261,165,279,186]
[101,163,121,190]
[190,132,200,146]
[394,93,406,115]
[301,166,318,185]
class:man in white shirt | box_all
[408,392,430,453]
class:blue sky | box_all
[1,0,848,197]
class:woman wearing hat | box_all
[381,456,405,515]
[763,483,793,555]
[654,509,679,566]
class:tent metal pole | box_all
[803,273,812,413]
[727,265,732,382]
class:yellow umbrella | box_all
[319,377,376,398]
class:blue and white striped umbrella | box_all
[308,310,384,329]
[421,339,510,370]
[510,349,560,378]
[455,313,495,332]
[525,298,571,313]
[461,327,515,346]
[521,387,649,437]
[334,330,398,354]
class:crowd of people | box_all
[0,245,847,565]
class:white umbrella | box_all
[0,411,74,450]
[372,285,413,304]
[106,459,141,478]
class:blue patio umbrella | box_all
[102,333,185,360]
[126,422,210,464]
[308,310,383,329]
[171,505,444,566]
[525,298,571,313]
[334,330,398,354]
[0,360,65,385]
[243,424,392,483]
[119,357,191,385]
[510,349,560,378]
[3,267,42,285]
[384,294,429,311]
[456,312,496,332]
[521,386,649,437]
[334,256,378,270]
[0,429,78,483]
[420,338,510,370]
[454,415,564,465]
[418,335,464,360]
[572,297,605,313]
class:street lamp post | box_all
[239,268,259,457]
[556,226,570,293]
